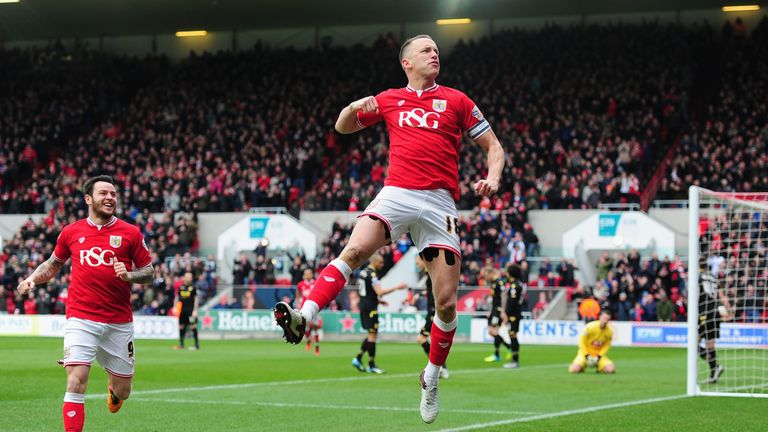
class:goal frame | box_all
[687,186,768,398]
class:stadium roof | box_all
[0,0,736,42]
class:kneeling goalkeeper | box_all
[569,309,615,374]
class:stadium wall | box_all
[0,314,177,340]
[4,312,764,348]
[5,9,765,60]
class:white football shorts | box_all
[63,318,135,378]
[360,186,461,257]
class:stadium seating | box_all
[4,19,768,319]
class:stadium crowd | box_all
[2,19,767,319]
[304,23,706,211]
[658,17,768,199]
[1,23,710,218]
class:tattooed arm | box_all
[114,262,155,285]
[17,256,65,294]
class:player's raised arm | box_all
[472,129,505,197]
[335,95,379,134]
[16,255,65,294]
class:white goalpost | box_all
[687,186,768,397]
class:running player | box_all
[274,34,504,423]
[353,254,408,373]
[483,266,511,363]
[296,268,322,355]
[698,259,732,383]
[502,263,525,369]
[175,271,200,350]
[17,175,153,432]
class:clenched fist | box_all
[473,179,500,197]
[114,261,130,282]
[349,96,379,114]
[16,278,35,295]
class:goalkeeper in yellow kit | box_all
[569,309,615,374]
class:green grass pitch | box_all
[1,337,764,431]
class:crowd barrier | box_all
[3,312,765,348]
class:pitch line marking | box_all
[131,397,541,416]
[86,363,567,399]
[435,394,688,432]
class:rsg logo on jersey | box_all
[398,108,440,129]
[80,247,116,267]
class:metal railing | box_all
[598,203,641,211]
[650,200,689,209]
[248,207,288,214]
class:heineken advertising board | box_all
[198,309,472,336]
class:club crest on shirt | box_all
[78,237,85,244]
[471,105,484,121]
[432,99,447,112]
[109,235,122,248]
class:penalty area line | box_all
[435,394,689,432]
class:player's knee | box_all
[569,364,583,374]
[435,300,456,320]
[602,364,616,374]
[341,246,367,269]
[66,374,88,393]
[111,381,132,400]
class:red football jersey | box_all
[357,84,491,200]
[296,279,314,309]
[53,217,152,323]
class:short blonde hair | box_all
[399,34,434,61]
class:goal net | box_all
[687,186,768,397]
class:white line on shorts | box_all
[130,397,541,416]
[85,363,566,399]
[435,394,689,432]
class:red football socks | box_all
[428,319,457,367]
[305,263,348,311]
[62,401,85,432]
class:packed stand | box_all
[309,23,706,211]
[0,39,402,216]
[658,17,768,200]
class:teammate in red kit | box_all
[16,175,154,432]
[274,35,504,423]
[296,268,322,355]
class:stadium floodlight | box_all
[722,5,761,12]
[0,0,21,4]
[436,18,472,25]
[175,30,208,38]
[687,186,768,398]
